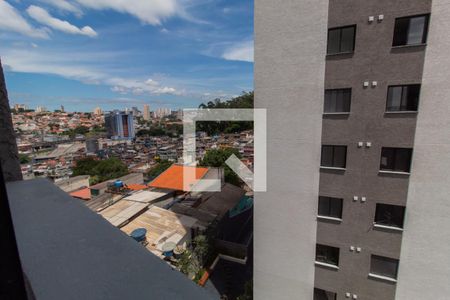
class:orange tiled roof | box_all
[70,187,91,200]
[126,184,148,191]
[148,164,209,191]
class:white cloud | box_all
[40,0,83,17]
[74,0,178,25]
[222,40,254,62]
[0,1,49,39]
[1,48,180,96]
[27,5,97,37]
[108,77,181,96]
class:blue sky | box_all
[0,0,253,112]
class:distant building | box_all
[36,106,47,113]
[60,105,65,113]
[176,109,183,120]
[154,107,171,118]
[143,104,150,121]
[93,107,102,116]
[86,138,99,154]
[104,111,135,140]
[132,106,139,116]
[13,104,28,112]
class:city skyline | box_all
[0,0,253,112]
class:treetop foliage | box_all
[72,157,128,185]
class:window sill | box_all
[323,112,350,116]
[385,111,418,114]
[326,51,354,57]
[317,215,342,222]
[391,43,427,49]
[373,223,403,232]
[315,261,339,270]
[379,170,410,176]
[320,166,346,171]
[368,273,397,283]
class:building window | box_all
[314,288,337,300]
[324,89,351,113]
[386,85,420,112]
[327,25,356,55]
[316,244,340,266]
[318,196,343,219]
[370,255,399,280]
[321,145,347,169]
[375,204,405,228]
[380,147,412,173]
[393,15,430,47]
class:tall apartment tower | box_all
[93,107,102,116]
[255,1,450,299]
[104,111,135,140]
[143,104,150,121]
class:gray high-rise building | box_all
[255,1,450,299]
[105,111,135,140]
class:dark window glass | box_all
[321,145,347,168]
[370,255,399,279]
[386,85,420,111]
[393,15,430,46]
[314,288,337,300]
[340,26,356,52]
[316,244,339,266]
[327,28,340,54]
[324,89,351,113]
[318,196,343,219]
[327,25,356,54]
[380,147,412,172]
[375,204,405,228]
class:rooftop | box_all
[121,205,201,258]
[69,187,91,201]
[125,183,148,191]
[123,189,170,203]
[148,164,209,192]
[99,199,149,227]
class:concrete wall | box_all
[254,0,328,299]
[396,1,450,299]
[0,59,22,182]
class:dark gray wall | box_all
[316,1,431,299]
[0,59,22,182]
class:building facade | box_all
[105,111,135,140]
[255,0,450,299]
[143,104,150,121]
[93,107,102,116]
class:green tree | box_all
[72,157,129,185]
[197,91,254,135]
[63,125,90,139]
[136,126,166,137]
[147,160,173,180]
[200,148,242,186]
[19,153,31,164]
[177,235,211,279]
